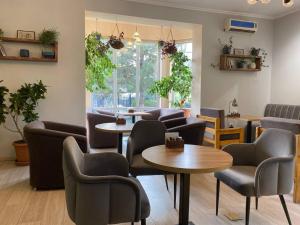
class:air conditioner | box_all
[225,19,258,33]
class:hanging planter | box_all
[108,24,125,50]
[162,28,177,56]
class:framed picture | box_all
[234,48,244,55]
[0,44,6,56]
[17,30,35,40]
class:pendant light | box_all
[133,25,140,40]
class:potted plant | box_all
[250,47,261,56]
[218,36,233,55]
[162,40,177,56]
[0,29,4,39]
[236,59,247,69]
[38,28,59,59]
[85,32,116,92]
[0,80,47,166]
[150,51,192,112]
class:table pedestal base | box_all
[178,173,191,225]
[117,133,123,154]
[176,222,195,225]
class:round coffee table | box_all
[142,145,233,225]
[95,123,134,154]
[118,111,150,123]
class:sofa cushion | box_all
[261,117,300,134]
[264,104,300,120]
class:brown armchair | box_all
[24,121,87,189]
[198,108,244,149]
[141,108,184,121]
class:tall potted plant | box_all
[150,51,192,113]
[39,28,59,59]
[85,32,116,92]
[0,80,47,166]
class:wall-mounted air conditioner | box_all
[225,19,258,33]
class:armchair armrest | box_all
[142,109,160,120]
[222,143,256,166]
[84,152,129,177]
[163,117,186,129]
[219,127,243,134]
[43,121,86,136]
[159,111,184,122]
[255,156,295,196]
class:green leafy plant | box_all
[0,29,4,38]
[85,32,116,93]
[0,80,47,141]
[39,29,59,45]
[149,51,192,108]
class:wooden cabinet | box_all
[220,54,261,72]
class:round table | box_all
[95,123,134,154]
[142,145,233,225]
[118,111,150,123]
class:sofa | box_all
[24,121,87,189]
[141,108,184,121]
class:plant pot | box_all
[42,51,55,59]
[222,46,232,55]
[183,108,191,118]
[13,141,29,166]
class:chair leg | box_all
[256,197,259,210]
[246,197,251,225]
[216,179,220,216]
[279,195,292,225]
[141,218,146,225]
[174,174,177,209]
[131,223,134,225]
[164,175,169,191]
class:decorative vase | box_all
[249,62,257,69]
[13,141,29,166]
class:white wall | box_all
[86,0,274,116]
[0,0,85,159]
[271,11,300,104]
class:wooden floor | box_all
[0,161,300,225]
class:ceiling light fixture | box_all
[133,25,140,40]
[247,0,294,7]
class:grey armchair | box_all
[63,136,150,225]
[87,112,118,148]
[126,120,178,208]
[141,108,184,121]
[162,117,206,145]
[215,128,295,225]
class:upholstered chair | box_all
[63,136,150,225]
[87,112,118,148]
[126,120,178,208]
[199,108,244,149]
[24,121,87,189]
[215,128,295,225]
[162,117,206,145]
[141,108,184,122]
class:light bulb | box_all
[133,31,140,40]
[260,0,271,4]
[283,0,294,7]
[248,0,258,5]
[127,41,133,49]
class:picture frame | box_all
[17,30,35,40]
[0,44,6,56]
[234,48,244,55]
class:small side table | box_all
[232,115,261,143]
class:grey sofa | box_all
[87,112,118,148]
[63,136,150,225]
[24,121,87,189]
[215,128,295,225]
[162,117,206,145]
[141,108,184,121]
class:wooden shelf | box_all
[220,54,261,72]
[0,37,58,63]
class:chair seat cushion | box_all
[261,117,300,134]
[215,166,256,196]
[129,177,151,219]
[130,155,170,176]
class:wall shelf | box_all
[220,54,261,72]
[0,37,58,62]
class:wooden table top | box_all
[95,123,134,133]
[118,111,150,116]
[227,115,261,122]
[142,145,233,174]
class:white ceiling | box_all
[125,0,300,19]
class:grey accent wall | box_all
[271,11,300,104]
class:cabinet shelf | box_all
[0,37,58,63]
[220,54,261,72]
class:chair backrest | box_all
[264,104,300,120]
[96,109,115,116]
[255,128,296,165]
[200,108,225,129]
[63,136,85,222]
[126,120,166,161]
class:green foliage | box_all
[149,51,192,108]
[85,32,116,93]
[0,28,3,38]
[39,29,59,45]
[0,80,47,140]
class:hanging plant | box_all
[162,28,177,56]
[108,24,125,50]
